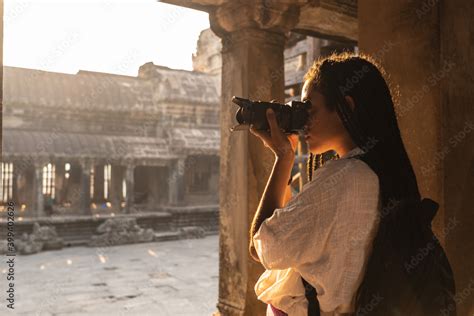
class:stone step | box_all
[2,208,219,250]
[153,231,182,242]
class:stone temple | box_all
[2,63,220,218]
[1,27,353,245]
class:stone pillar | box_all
[33,162,45,217]
[359,1,474,314]
[79,160,93,215]
[54,161,65,205]
[440,1,474,315]
[13,161,26,208]
[125,164,135,213]
[11,162,18,206]
[110,165,123,212]
[25,167,35,215]
[168,158,185,206]
[210,3,299,315]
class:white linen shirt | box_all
[252,146,381,315]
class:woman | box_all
[248,53,423,315]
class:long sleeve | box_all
[252,177,331,270]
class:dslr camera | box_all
[231,96,311,134]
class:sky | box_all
[4,0,211,76]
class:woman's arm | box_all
[283,176,294,205]
[248,108,298,263]
[249,155,294,262]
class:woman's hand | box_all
[249,108,298,259]
[250,108,299,159]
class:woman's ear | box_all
[344,95,356,112]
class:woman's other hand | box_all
[250,108,299,159]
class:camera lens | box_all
[236,109,244,124]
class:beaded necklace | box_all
[306,151,341,182]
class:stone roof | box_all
[3,65,221,163]
[168,128,220,155]
[3,66,155,112]
[4,64,221,111]
[138,62,220,105]
[2,128,220,162]
[2,129,175,163]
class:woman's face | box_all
[301,80,351,154]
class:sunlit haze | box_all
[5,0,210,76]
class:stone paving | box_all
[2,236,218,315]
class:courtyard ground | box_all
[2,235,218,316]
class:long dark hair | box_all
[305,53,423,313]
[305,52,420,200]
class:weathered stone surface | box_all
[16,233,44,255]
[138,62,220,105]
[440,1,474,315]
[360,0,442,248]
[3,60,221,215]
[359,1,474,314]
[193,29,222,75]
[295,2,358,41]
[209,2,297,314]
[9,223,64,255]
[163,0,358,41]
[0,240,9,255]
[210,1,300,37]
[11,236,218,315]
[178,226,206,239]
[3,65,220,161]
[88,218,155,247]
[31,222,64,250]
[168,127,220,155]
[3,129,174,161]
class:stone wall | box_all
[440,1,474,315]
[359,1,474,314]
[1,207,219,247]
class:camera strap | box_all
[302,277,320,316]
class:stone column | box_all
[439,1,474,315]
[13,161,26,208]
[124,164,135,213]
[110,165,123,212]
[11,162,17,205]
[54,161,65,205]
[33,162,45,217]
[79,160,93,215]
[168,158,185,206]
[210,3,299,315]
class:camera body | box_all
[232,96,311,134]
